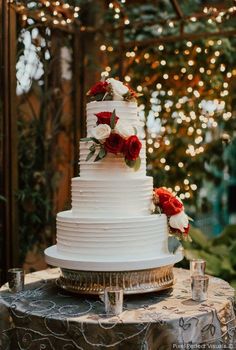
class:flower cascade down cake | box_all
[45,77,189,273]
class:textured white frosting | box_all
[86,101,143,138]
[49,99,172,270]
[79,141,146,179]
[56,211,169,261]
[71,176,153,217]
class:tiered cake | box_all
[45,78,184,294]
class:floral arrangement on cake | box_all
[87,77,139,102]
[81,110,142,170]
[153,187,191,241]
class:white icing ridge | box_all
[56,211,169,261]
[86,101,143,138]
[71,176,153,217]
[79,141,146,179]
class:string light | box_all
[15,1,234,202]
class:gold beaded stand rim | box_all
[57,265,175,295]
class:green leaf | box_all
[89,144,96,152]
[125,158,136,168]
[125,156,141,171]
[133,156,141,171]
[110,109,116,129]
[86,149,95,161]
[94,147,107,162]
[81,137,93,142]
[133,127,138,135]
[89,93,106,102]
[91,137,101,145]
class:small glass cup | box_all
[104,287,123,316]
[8,268,25,293]
[191,275,209,301]
[190,259,206,277]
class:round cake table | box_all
[0,268,235,350]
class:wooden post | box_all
[0,0,19,281]
[72,29,85,177]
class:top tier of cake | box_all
[80,100,145,180]
[86,101,143,138]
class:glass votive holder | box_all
[104,287,123,316]
[8,268,25,293]
[190,259,206,277]
[191,275,209,302]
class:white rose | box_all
[115,120,134,139]
[91,124,111,142]
[169,211,189,233]
[107,78,129,100]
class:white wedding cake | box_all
[45,78,186,273]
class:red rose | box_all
[104,133,124,154]
[154,187,173,204]
[88,81,108,96]
[162,197,183,216]
[95,112,119,126]
[124,135,142,161]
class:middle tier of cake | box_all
[71,176,153,217]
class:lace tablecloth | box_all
[0,268,235,350]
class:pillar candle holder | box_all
[191,275,209,301]
[104,287,123,316]
[8,268,25,293]
[190,259,206,277]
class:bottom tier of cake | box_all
[45,210,183,294]
[55,211,170,262]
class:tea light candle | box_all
[190,259,206,277]
[191,275,209,301]
[104,287,123,316]
[8,268,25,293]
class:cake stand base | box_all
[45,245,183,295]
[57,265,175,295]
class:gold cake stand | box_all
[45,245,183,295]
[57,265,175,295]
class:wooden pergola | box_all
[0,0,235,281]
